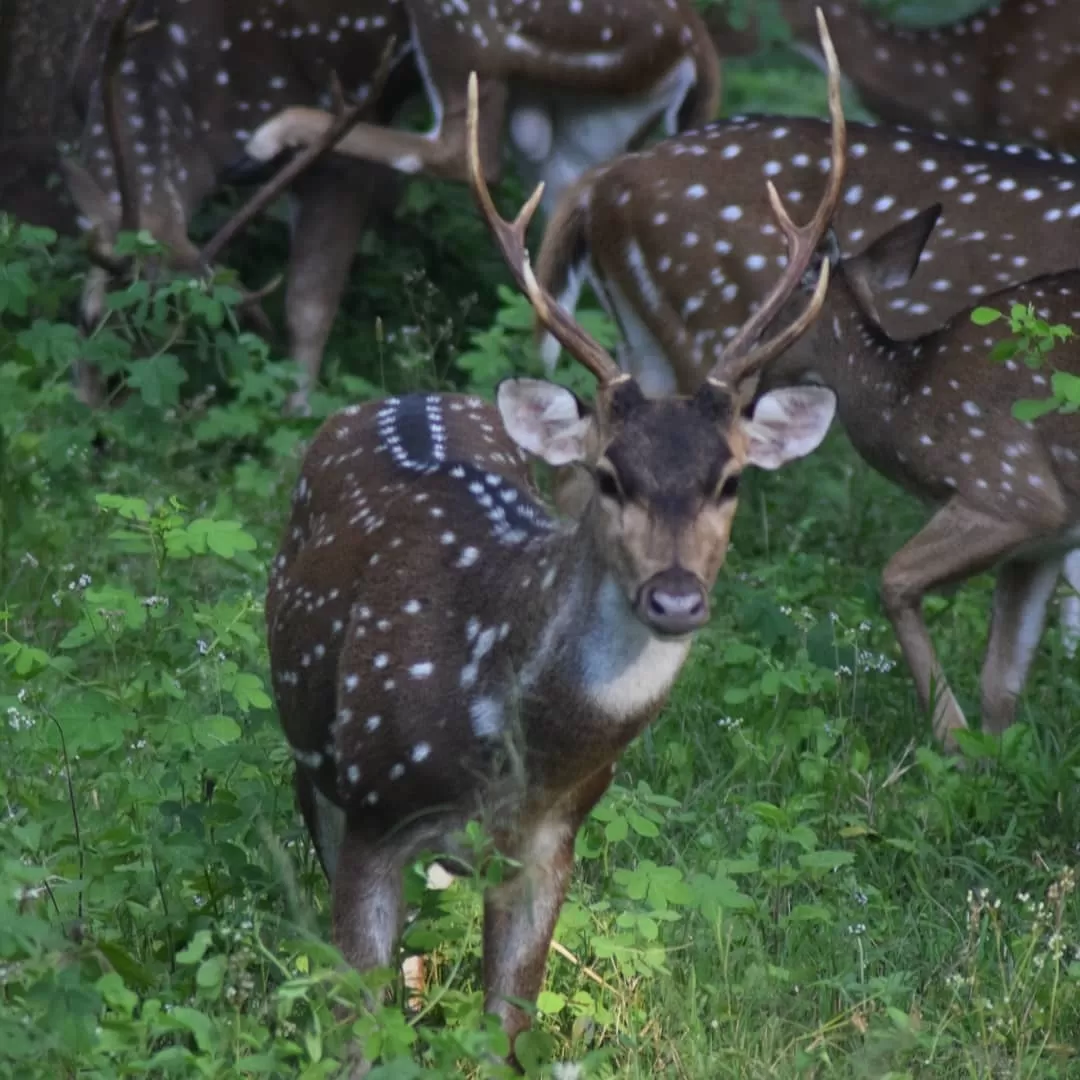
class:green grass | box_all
[1,2,1079,1075]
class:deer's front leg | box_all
[880,499,1036,749]
[483,768,614,1066]
[483,816,576,1063]
[283,161,398,416]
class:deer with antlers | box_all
[61,0,414,412]
[265,13,847,1068]
[534,91,1080,659]
[780,0,1080,154]
[235,0,721,224]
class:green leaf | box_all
[176,930,214,965]
[169,1006,215,1052]
[1012,396,1061,422]
[96,494,151,521]
[186,518,259,560]
[127,352,188,408]
[604,816,628,843]
[536,990,566,1015]
[194,714,243,747]
[798,850,855,872]
[195,953,228,993]
[626,810,660,838]
[970,306,1002,326]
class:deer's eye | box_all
[595,468,623,502]
[716,474,741,502]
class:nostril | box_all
[648,588,705,618]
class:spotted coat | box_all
[784,0,1080,155]
[266,392,688,853]
[537,115,1080,394]
[70,0,412,253]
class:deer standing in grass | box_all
[265,17,847,1068]
[780,0,1080,154]
[534,106,1080,668]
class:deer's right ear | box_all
[496,377,594,466]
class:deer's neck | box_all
[790,2,978,134]
[514,520,692,729]
[812,288,937,488]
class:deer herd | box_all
[6,0,1080,1071]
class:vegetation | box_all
[1,2,1078,1077]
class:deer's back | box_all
[267,394,574,830]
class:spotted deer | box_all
[235,0,722,225]
[62,0,416,413]
[747,205,1080,748]
[782,0,1080,154]
[265,26,846,1067]
[534,110,1080,652]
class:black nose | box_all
[638,569,709,637]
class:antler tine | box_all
[707,6,847,389]
[198,37,397,270]
[465,72,623,387]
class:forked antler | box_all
[465,73,624,387]
[707,6,846,390]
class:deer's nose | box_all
[637,569,709,637]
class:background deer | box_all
[235,0,722,224]
[266,18,845,1067]
[66,0,724,415]
[780,0,1080,154]
[534,111,1080,654]
[62,0,415,413]
[750,203,1080,748]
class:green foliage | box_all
[2,11,1080,1071]
[972,303,1079,420]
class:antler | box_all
[465,72,624,387]
[706,6,846,390]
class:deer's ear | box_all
[741,386,836,471]
[846,203,942,295]
[496,377,594,466]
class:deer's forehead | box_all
[605,400,733,486]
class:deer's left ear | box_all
[497,377,594,465]
[741,386,836,470]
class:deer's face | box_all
[498,376,836,638]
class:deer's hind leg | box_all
[980,556,1065,735]
[282,160,397,416]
